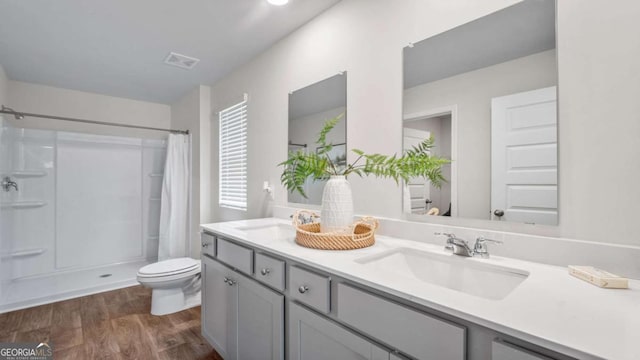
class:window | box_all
[219,96,248,210]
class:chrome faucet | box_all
[1,176,18,192]
[435,232,502,258]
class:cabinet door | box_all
[235,271,285,360]
[201,255,237,359]
[289,302,389,360]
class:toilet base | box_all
[150,288,202,316]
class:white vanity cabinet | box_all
[289,302,389,360]
[201,254,284,360]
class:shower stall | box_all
[0,115,168,312]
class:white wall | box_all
[171,85,212,259]
[209,0,640,247]
[557,0,640,245]
[404,50,557,219]
[7,81,171,139]
[210,0,523,222]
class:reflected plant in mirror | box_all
[288,73,347,205]
[281,114,450,232]
[281,114,450,198]
[402,0,558,225]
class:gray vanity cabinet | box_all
[289,302,390,360]
[201,254,284,360]
[201,232,575,360]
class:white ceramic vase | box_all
[320,175,354,233]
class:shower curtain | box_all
[158,133,190,261]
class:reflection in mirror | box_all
[288,73,347,205]
[403,0,558,225]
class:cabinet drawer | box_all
[289,302,389,360]
[255,253,286,291]
[289,266,331,313]
[493,340,554,360]
[216,238,253,275]
[201,232,216,257]
[337,283,466,360]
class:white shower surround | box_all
[0,125,166,312]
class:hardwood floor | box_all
[0,286,222,360]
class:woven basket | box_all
[293,210,378,250]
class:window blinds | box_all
[219,97,248,210]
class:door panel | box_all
[491,86,558,225]
[403,127,431,214]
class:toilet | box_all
[137,257,202,316]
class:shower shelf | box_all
[0,201,47,209]
[11,170,47,178]
[148,173,163,178]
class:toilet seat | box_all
[137,258,201,282]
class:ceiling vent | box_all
[164,52,200,70]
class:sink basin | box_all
[234,223,295,237]
[356,248,529,300]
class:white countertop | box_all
[201,218,640,360]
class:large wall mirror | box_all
[288,73,347,205]
[402,0,558,225]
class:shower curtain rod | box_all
[0,105,189,135]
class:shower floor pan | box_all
[0,259,151,313]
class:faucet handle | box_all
[473,236,502,258]
[435,232,456,252]
[476,236,502,244]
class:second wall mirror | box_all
[402,0,558,225]
[288,73,347,205]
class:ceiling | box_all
[289,73,346,120]
[0,0,341,104]
[404,0,556,89]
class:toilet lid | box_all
[138,258,200,277]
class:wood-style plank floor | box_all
[0,285,223,360]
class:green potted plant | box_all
[280,114,450,233]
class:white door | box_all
[403,127,431,214]
[491,86,557,225]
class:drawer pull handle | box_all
[298,285,309,294]
[202,242,209,248]
[260,268,271,276]
[223,277,229,283]
[227,280,236,286]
